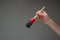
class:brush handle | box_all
[30,18,35,23]
[29,6,45,25]
[34,6,45,19]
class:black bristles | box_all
[26,21,33,28]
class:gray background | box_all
[0,0,60,40]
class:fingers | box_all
[36,11,47,16]
[36,11,43,16]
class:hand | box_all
[36,10,50,24]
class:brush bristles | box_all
[26,21,33,28]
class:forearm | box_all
[47,18,60,36]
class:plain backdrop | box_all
[0,0,60,40]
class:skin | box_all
[36,10,60,36]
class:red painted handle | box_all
[30,18,35,23]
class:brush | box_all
[26,6,45,28]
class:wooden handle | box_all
[34,6,45,19]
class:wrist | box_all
[45,17,51,25]
[45,17,54,26]
[46,18,59,27]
